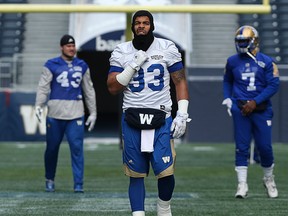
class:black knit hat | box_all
[60,34,75,46]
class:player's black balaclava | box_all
[131,10,155,51]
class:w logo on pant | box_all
[76,120,83,126]
[139,113,154,125]
[162,156,170,163]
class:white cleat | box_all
[263,175,278,198]
[157,198,172,216]
[235,182,248,198]
[132,211,145,216]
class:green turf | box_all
[0,141,287,215]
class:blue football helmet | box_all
[235,25,259,55]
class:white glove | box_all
[35,106,43,123]
[116,50,149,86]
[129,50,149,71]
[171,111,191,139]
[222,98,232,116]
[85,114,96,132]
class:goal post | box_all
[0,0,271,41]
[0,1,271,14]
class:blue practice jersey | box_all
[36,56,96,120]
[45,56,88,101]
[223,52,280,105]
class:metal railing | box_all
[0,54,46,91]
[0,57,14,88]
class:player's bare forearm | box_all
[171,69,189,101]
[107,72,126,95]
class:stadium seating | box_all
[238,0,288,64]
[0,0,27,58]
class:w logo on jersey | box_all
[162,156,171,163]
[139,113,154,125]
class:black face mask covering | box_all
[131,10,155,51]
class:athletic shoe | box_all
[45,179,55,192]
[263,175,278,198]
[235,182,248,198]
[157,198,172,216]
[74,184,84,193]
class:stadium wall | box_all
[0,66,287,143]
[186,66,288,143]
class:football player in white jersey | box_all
[35,35,97,193]
[107,10,190,216]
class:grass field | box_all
[0,141,288,216]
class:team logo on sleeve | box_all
[272,62,279,77]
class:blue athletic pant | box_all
[232,105,274,168]
[45,116,84,187]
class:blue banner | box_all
[0,91,45,141]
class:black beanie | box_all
[60,34,75,46]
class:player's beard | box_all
[62,51,75,61]
[132,31,154,51]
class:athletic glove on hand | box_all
[171,111,191,139]
[129,50,149,71]
[35,106,43,123]
[116,50,149,86]
[85,114,97,132]
[222,98,232,117]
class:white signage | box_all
[70,0,192,65]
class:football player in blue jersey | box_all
[107,10,190,216]
[35,35,97,193]
[222,26,280,199]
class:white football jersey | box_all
[109,37,182,113]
